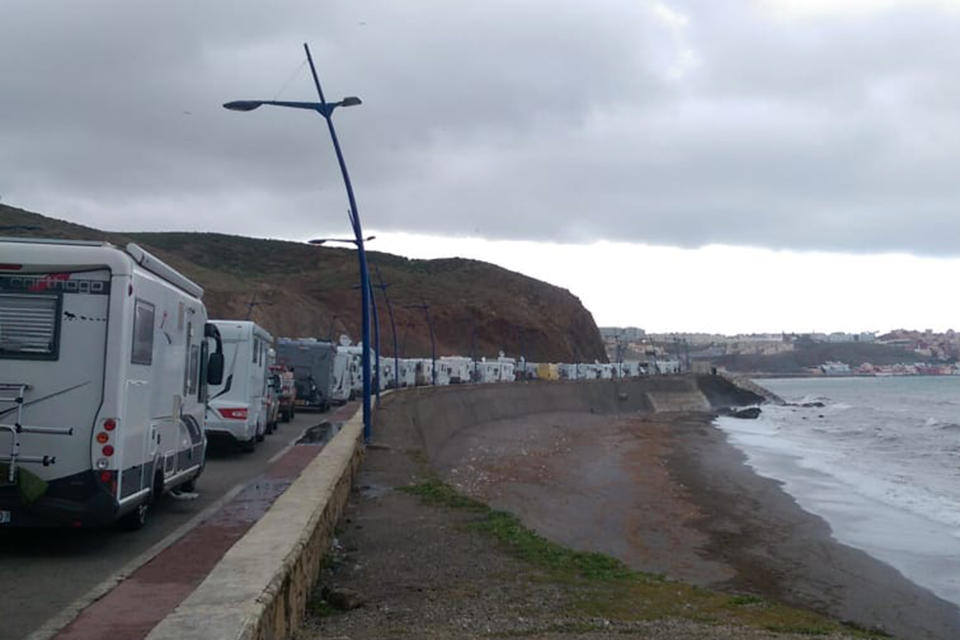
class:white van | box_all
[0,238,224,529]
[204,320,273,452]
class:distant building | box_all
[599,326,645,340]
[820,361,851,375]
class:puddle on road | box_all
[210,478,294,527]
[297,421,342,445]
[206,423,341,527]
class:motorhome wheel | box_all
[119,501,149,531]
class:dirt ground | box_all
[299,400,960,640]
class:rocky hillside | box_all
[0,203,607,362]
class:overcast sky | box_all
[3,1,959,332]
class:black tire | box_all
[180,475,198,493]
[119,469,160,531]
[241,437,256,453]
[290,406,296,419]
[119,501,149,530]
[281,409,291,423]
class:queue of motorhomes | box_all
[0,238,224,529]
[204,320,273,452]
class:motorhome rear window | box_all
[0,293,61,360]
[131,299,155,365]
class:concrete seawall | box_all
[145,374,761,639]
[400,374,762,460]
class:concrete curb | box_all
[146,406,366,640]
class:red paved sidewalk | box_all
[55,403,357,640]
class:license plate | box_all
[0,510,10,524]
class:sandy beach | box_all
[434,411,960,639]
[304,385,960,639]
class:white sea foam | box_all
[714,376,960,606]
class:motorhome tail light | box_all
[0,264,22,270]
[103,418,117,431]
[96,469,117,496]
[95,458,109,470]
[102,445,115,457]
[96,432,109,444]
[218,407,248,420]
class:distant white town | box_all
[600,327,960,376]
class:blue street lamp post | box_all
[372,265,400,390]
[224,42,373,442]
[351,276,381,406]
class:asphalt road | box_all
[0,411,324,640]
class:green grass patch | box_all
[472,509,636,581]
[729,594,766,606]
[401,478,887,639]
[399,477,488,512]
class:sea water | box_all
[714,376,960,606]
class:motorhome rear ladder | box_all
[0,383,73,483]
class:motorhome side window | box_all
[131,299,155,365]
[0,291,61,360]
[253,337,259,364]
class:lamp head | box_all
[340,96,362,107]
[223,100,263,112]
[308,235,375,246]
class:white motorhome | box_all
[205,321,273,452]
[414,358,434,386]
[0,238,224,529]
[655,359,681,375]
[329,345,354,404]
[517,359,537,381]
[275,337,336,411]
[378,356,394,391]
[557,363,579,380]
[620,361,643,377]
[345,345,363,397]
[475,356,515,383]
[393,358,415,387]
[439,356,472,384]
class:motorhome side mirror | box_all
[207,352,225,385]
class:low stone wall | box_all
[146,408,365,640]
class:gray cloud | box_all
[2,0,959,254]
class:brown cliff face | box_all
[0,204,607,362]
